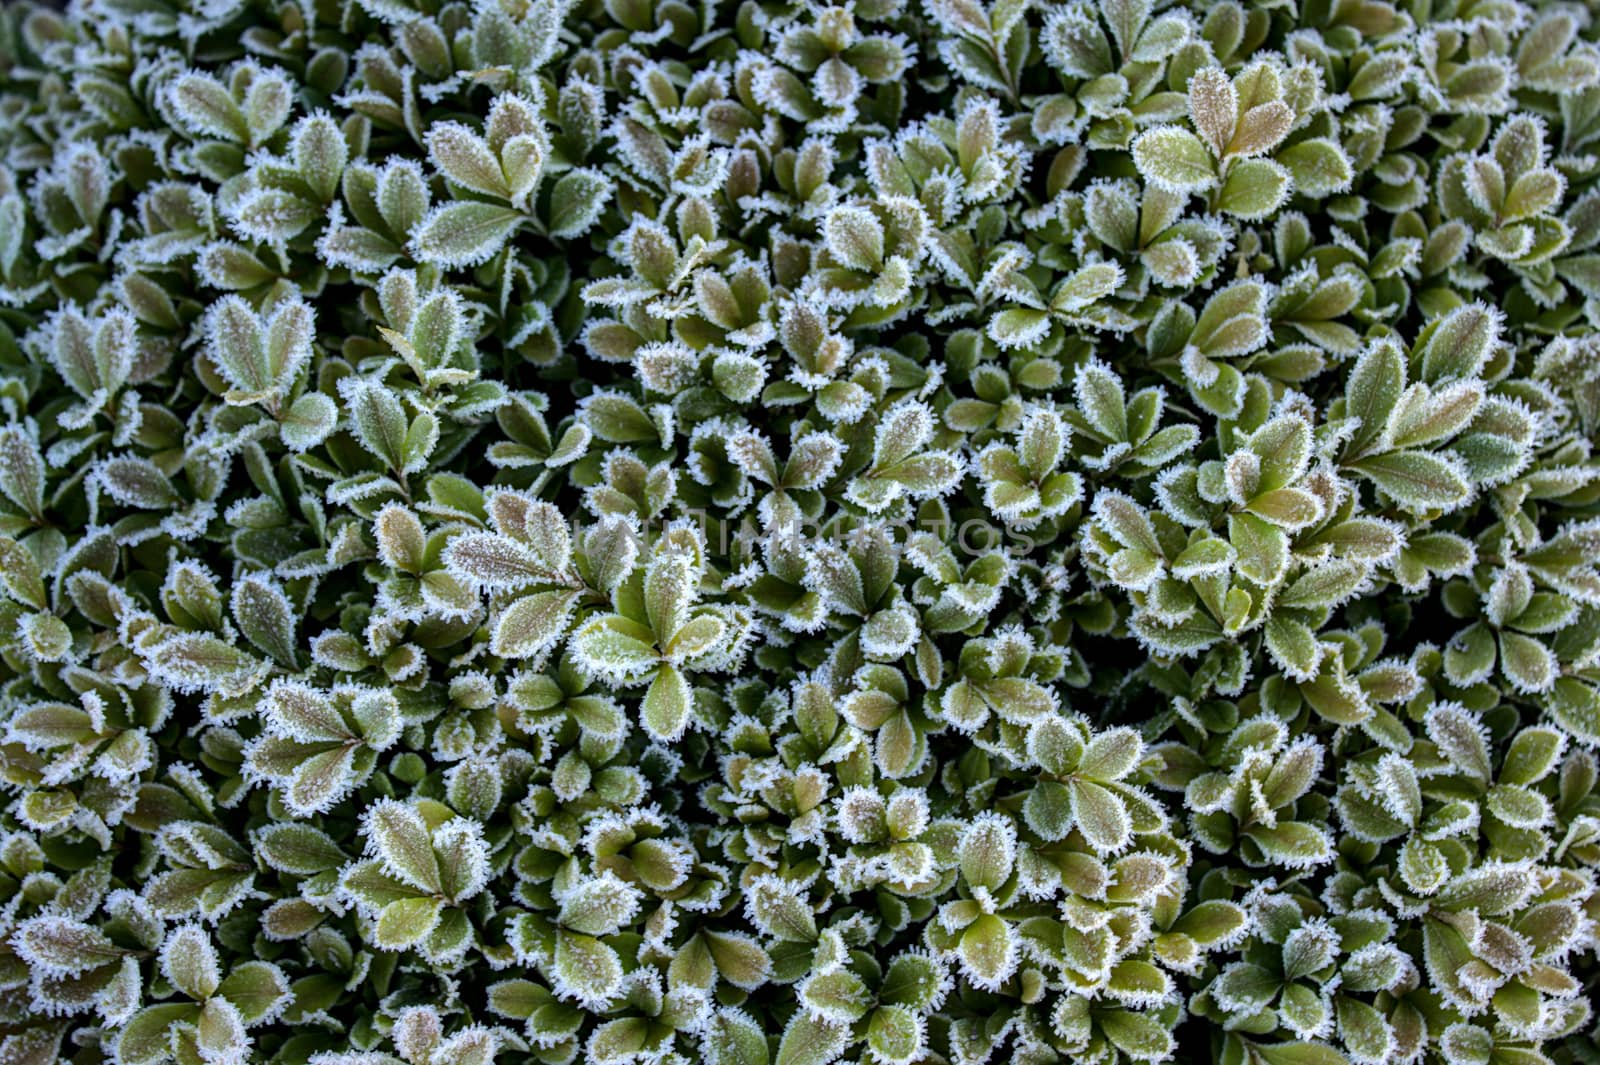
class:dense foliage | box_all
[2,0,1600,1062]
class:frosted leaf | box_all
[1278,139,1354,197]
[0,425,46,519]
[1419,303,1500,384]
[362,799,441,894]
[552,932,624,1009]
[744,875,818,942]
[1132,126,1217,193]
[204,296,268,395]
[447,525,570,590]
[824,205,885,272]
[276,392,335,451]
[872,400,935,468]
[261,681,349,743]
[1041,5,1113,78]
[427,122,510,200]
[374,505,426,573]
[242,67,294,145]
[583,515,642,595]
[835,787,888,844]
[292,114,348,203]
[228,188,318,244]
[13,916,127,978]
[493,590,580,658]
[957,914,1016,991]
[59,143,110,225]
[433,818,490,902]
[558,872,644,936]
[1218,158,1291,220]
[957,812,1015,890]
[1052,261,1124,312]
[167,72,247,142]
[255,824,349,876]
[339,377,408,470]
[548,168,615,238]
[410,203,524,267]
[393,1006,443,1062]
[704,1009,769,1065]
[500,132,548,208]
[1187,68,1236,157]
[1231,102,1294,159]
[159,923,221,1001]
[145,634,266,696]
[1079,727,1144,782]
[231,574,297,666]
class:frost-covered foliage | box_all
[1,0,1600,1061]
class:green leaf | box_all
[97,457,179,508]
[958,914,1014,989]
[573,615,662,681]
[117,1004,202,1065]
[1218,158,1291,219]
[1172,900,1247,945]
[1242,821,1333,869]
[866,1005,922,1065]
[1351,450,1471,512]
[775,1011,847,1065]
[1099,1009,1175,1060]
[1418,302,1497,383]
[548,168,615,238]
[0,427,45,519]
[1277,561,1367,611]
[146,634,265,695]
[493,590,580,658]
[702,930,770,990]
[745,878,817,942]
[989,308,1051,350]
[293,114,347,202]
[641,663,694,742]
[801,969,872,1022]
[1068,778,1132,852]
[1343,340,1405,458]
[364,799,440,893]
[281,392,338,452]
[705,1010,770,1065]
[161,923,221,999]
[231,575,297,666]
[410,202,524,267]
[1254,1041,1352,1065]
[1499,727,1565,786]
[1265,615,1321,679]
[880,952,946,1009]
[427,122,510,199]
[1023,780,1073,841]
[958,814,1015,889]
[1499,631,1556,693]
[1132,127,1217,192]
[1079,727,1143,781]
[1229,511,1289,585]
[1052,261,1123,312]
[217,962,290,1023]
[374,896,444,949]
[345,378,409,469]
[14,917,127,976]
[1276,139,1353,197]
[168,73,247,141]
[554,932,623,1005]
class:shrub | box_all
[0,0,1598,1063]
